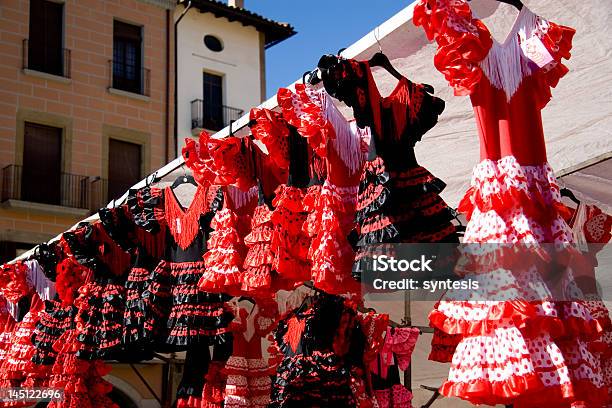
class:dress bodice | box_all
[317,56,445,172]
[414,0,575,165]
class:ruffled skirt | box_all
[304,181,361,296]
[353,156,458,279]
[200,208,245,295]
[223,356,276,408]
[241,204,275,295]
[269,351,356,408]
[142,260,233,349]
[434,157,606,407]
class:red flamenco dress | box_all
[414,1,605,406]
[223,303,279,408]
[278,84,369,296]
[241,108,290,296]
[248,109,316,290]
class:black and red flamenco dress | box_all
[317,54,459,285]
[414,0,605,406]
[269,294,368,408]
[139,183,234,350]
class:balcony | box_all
[22,39,71,79]
[191,100,243,132]
[0,165,106,214]
[108,59,150,97]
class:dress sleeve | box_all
[127,185,165,233]
[317,56,375,130]
[249,107,291,171]
[182,132,216,187]
[277,85,335,158]
[413,0,493,96]
[407,81,446,143]
[527,13,575,108]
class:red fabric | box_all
[249,108,291,171]
[277,85,335,158]
[0,262,31,303]
[165,185,208,251]
[413,0,493,96]
[183,131,255,191]
[201,204,244,295]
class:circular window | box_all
[204,35,223,52]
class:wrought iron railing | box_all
[22,39,71,78]
[108,59,151,96]
[0,165,103,210]
[191,99,244,131]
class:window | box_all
[202,72,224,130]
[113,21,143,94]
[204,35,223,52]
[108,139,142,201]
[28,0,64,76]
[22,122,62,205]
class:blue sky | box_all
[245,2,408,97]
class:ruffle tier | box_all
[201,208,245,295]
[269,351,356,408]
[270,185,312,289]
[303,181,360,296]
[241,205,275,295]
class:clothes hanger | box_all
[171,165,198,189]
[368,26,404,81]
[419,385,442,408]
[489,0,523,10]
[560,187,581,205]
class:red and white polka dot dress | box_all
[414,0,606,406]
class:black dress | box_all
[138,184,233,350]
[269,294,365,408]
[318,55,459,280]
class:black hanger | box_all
[560,188,580,205]
[171,166,198,189]
[493,0,523,10]
[238,296,255,304]
[369,51,404,81]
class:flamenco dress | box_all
[317,55,459,284]
[140,183,233,349]
[414,1,605,405]
[240,108,290,297]
[278,83,370,296]
[96,189,167,351]
[269,294,367,408]
[223,304,278,408]
[568,203,612,406]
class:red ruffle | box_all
[249,108,290,171]
[429,300,534,336]
[183,131,254,191]
[531,22,576,110]
[440,372,543,406]
[413,0,493,96]
[277,84,335,157]
[0,261,31,303]
[201,208,244,295]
